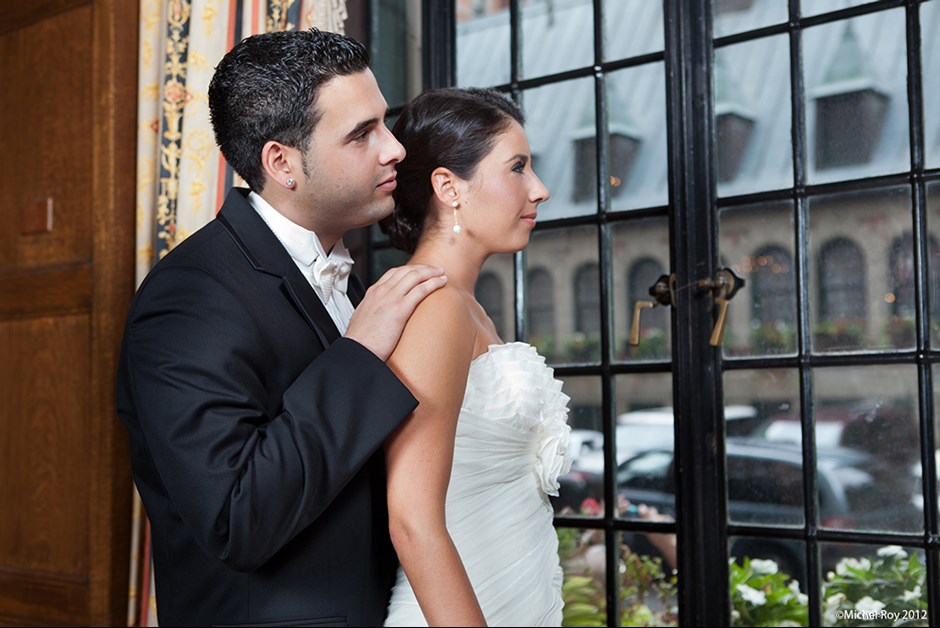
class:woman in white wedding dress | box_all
[378,87,572,627]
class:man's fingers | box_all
[397,272,448,305]
[370,264,446,298]
[344,264,448,361]
[373,264,445,290]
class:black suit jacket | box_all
[116,188,417,627]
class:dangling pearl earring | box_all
[451,199,462,234]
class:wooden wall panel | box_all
[0,315,91,575]
[0,0,137,625]
[0,5,92,271]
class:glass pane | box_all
[813,365,922,534]
[801,0,878,19]
[819,543,928,627]
[607,63,669,210]
[607,373,675,511]
[476,253,516,342]
[928,365,940,525]
[558,526,679,627]
[725,368,799,440]
[526,225,599,361]
[726,446,805,528]
[565,373,675,515]
[713,0,788,39]
[372,0,422,108]
[456,0,510,87]
[614,374,676,459]
[523,77,599,219]
[557,525,606,624]
[603,0,664,61]
[370,247,408,283]
[612,218,671,362]
[729,536,808,622]
[803,9,909,184]
[720,201,797,357]
[924,1,940,169]
[521,0,593,80]
[617,530,679,627]
[715,36,793,197]
[928,181,940,346]
[808,187,912,353]
[556,375,603,513]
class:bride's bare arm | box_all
[384,288,487,627]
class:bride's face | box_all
[460,121,550,254]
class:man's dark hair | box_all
[208,28,370,192]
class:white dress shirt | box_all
[248,191,356,333]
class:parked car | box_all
[551,429,603,513]
[554,405,758,511]
[755,400,921,475]
[615,437,921,583]
[572,405,759,476]
[567,428,604,462]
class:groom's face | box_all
[299,69,406,236]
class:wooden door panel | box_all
[0,5,93,271]
[0,0,137,625]
[0,315,92,575]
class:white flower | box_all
[823,593,846,625]
[855,596,885,614]
[836,557,871,575]
[736,583,766,606]
[903,585,922,602]
[788,580,808,605]
[535,420,572,496]
[877,545,907,559]
[749,559,779,575]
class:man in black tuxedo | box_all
[116,29,446,627]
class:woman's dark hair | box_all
[380,87,525,253]
[208,28,370,192]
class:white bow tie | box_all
[312,256,352,303]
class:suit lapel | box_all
[347,274,365,307]
[216,188,342,347]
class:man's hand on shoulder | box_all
[344,264,447,361]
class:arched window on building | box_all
[750,245,795,353]
[887,233,940,347]
[816,237,866,349]
[527,267,555,340]
[569,262,601,361]
[574,262,600,334]
[890,233,917,319]
[475,272,504,338]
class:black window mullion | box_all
[786,1,826,624]
[423,1,455,88]
[665,0,729,624]
[907,2,940,624]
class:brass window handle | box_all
[629,274,676,346]
[699,268,745,347]
[630,270,744,348]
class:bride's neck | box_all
[410,239,484,294]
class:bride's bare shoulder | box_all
[392,284,477,375]
[410,283,474,326]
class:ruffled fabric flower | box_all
[464,342,572,496]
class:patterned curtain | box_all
[128,1,348,624]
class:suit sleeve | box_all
[120,265,417,571]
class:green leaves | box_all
[730,556,808,627]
